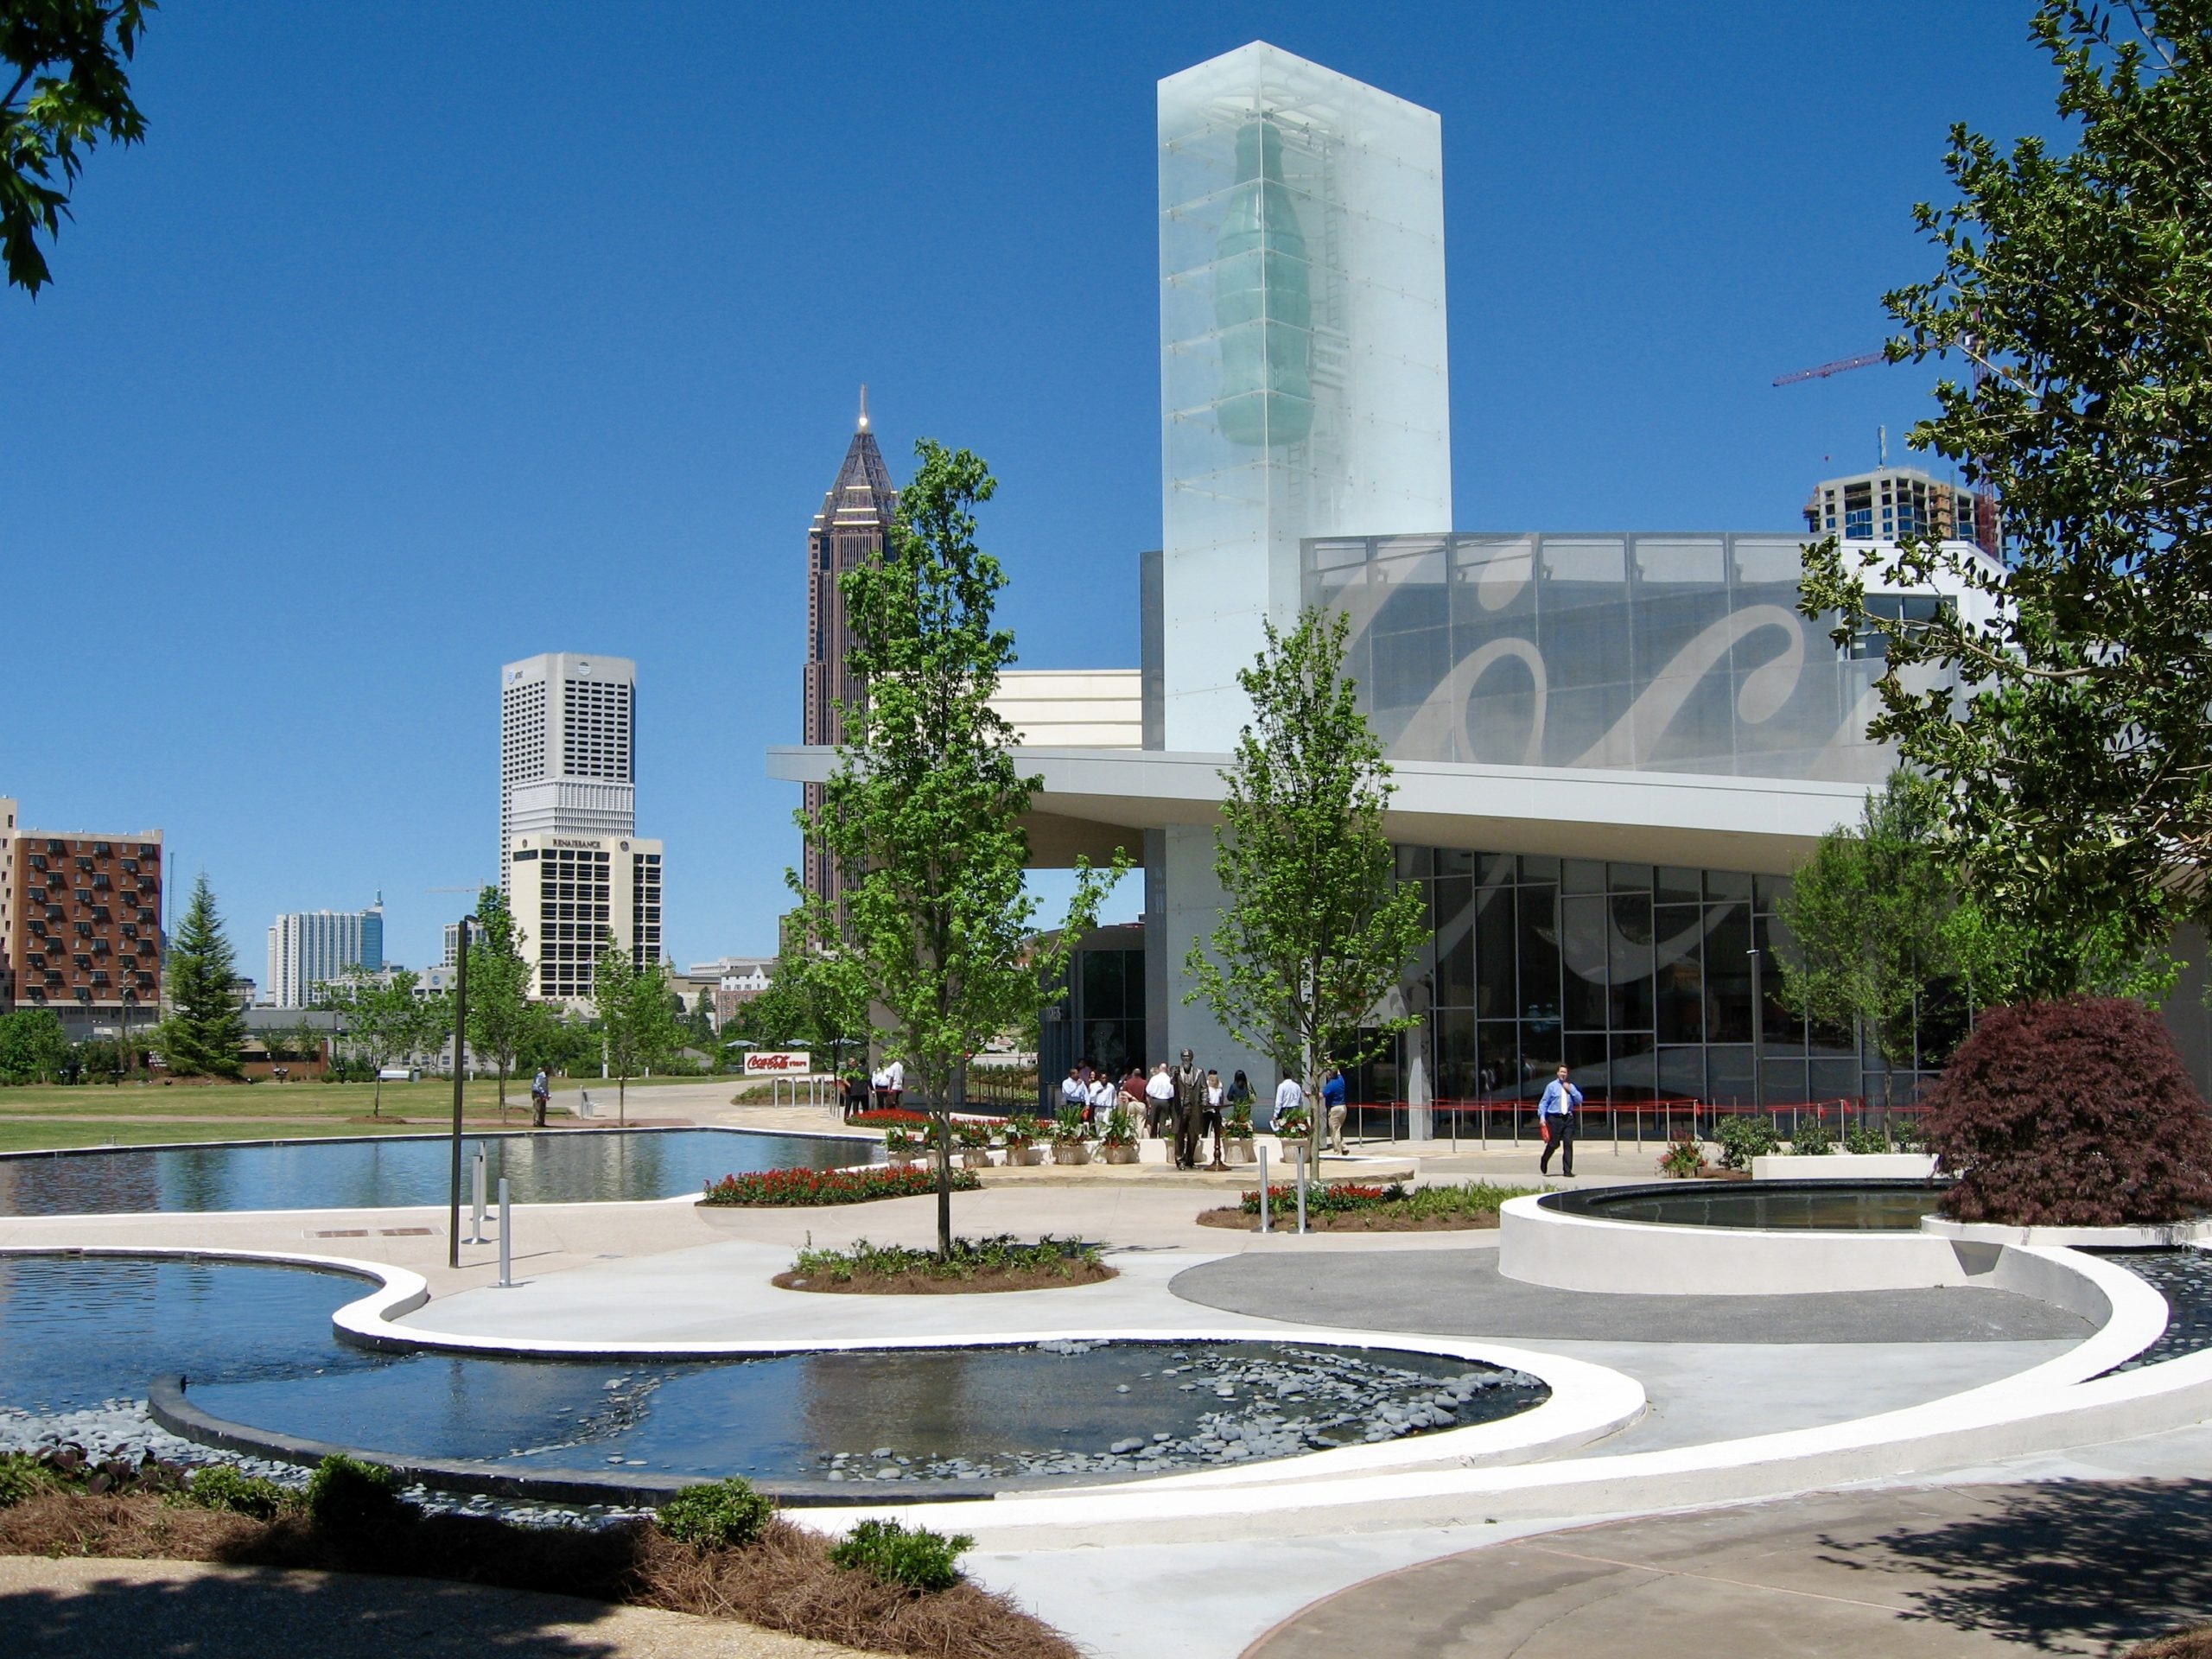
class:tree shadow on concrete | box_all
[1818,1478,2212,1652]
[0,1565,630,1658]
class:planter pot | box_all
[960,1151,992,1170]
[1100,1142,1139,1165]
[1052,1141,1091,1166]
[1224,1139,1256,1165]
[1005,1143,1043,1167]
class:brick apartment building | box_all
[0,797,164,1041]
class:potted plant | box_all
[882,1126,922,1167]
[955,1119,995,1169]
[1657,1134,1705,1179]
[1052,1104,1091,1165]
[1099,1103,1139,1165]
[1223,1101,1256,1164]
[1274,1104,1312,1146]
[1003,1112,1046,1166]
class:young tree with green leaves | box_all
[1185,607,1429,1167]
[319,969,442,1117]
[0,1007,70,1083]
[803,439,1123,1256]
[1801,1,2212,984]
[590,944,682,1126]
[740,922,871,1080]
[464,886,533,1120]
[3,0,153,295]
[156,872,246,1078]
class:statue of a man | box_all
[1173,1048,1207,1169]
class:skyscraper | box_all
[801,391,899,911]
[499,652,637,894]
[265,900,385,1007]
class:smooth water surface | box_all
[0,1128,873,1217]
[2094,1249,2212,1374]
[0,1257,1541,1487]
[1544,1179,1948,1231]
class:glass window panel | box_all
[1609,893,1655,1031]
[1434,1007,1477,1098]
[1758,912,1805,1052]
[1610,1031,1656,1100]
[1657,1046,1707,1101]
[1477,1021,1519,1098]
[1519,1019,1562,1091]
[1372,626,1451,715]
[1654,911,1699,1039]
[1516,882,1560,1023]
[1472,880,1516,1020]
[1519,855,1560,880]
[1560,893,1608,1030]
[1433,874,1474,1006]
[1656,866,1702,905]
[1706,902,1755,1042]
[1433,847,1475,875]
[1706,869,1753,901]
[1809,1058,1860,1102]
[1475,852,1514,883]
[1564,1032,1607,1083]
[1081,950,1124,1020]
[1608,862,1652,893]
[1707,1044,1757,1107]
[1762,1058,1809,1107]
[1395,846,1433,880]
[1561,859,1605,895]
[1754,873,1794,912]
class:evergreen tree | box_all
[156,874,247,1078]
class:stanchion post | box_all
[1256,1145,1271,1234]
[1294,1142,1308,1235]
[446,917,470,1270]
[465,1143,490,1244]
[496,1177,514,1287]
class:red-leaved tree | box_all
[1928,998,2212,1225]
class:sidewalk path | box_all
[1243,1478,2212,1658]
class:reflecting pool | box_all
[0,1256,1542,1490]
[0,1128,874,1217]
[1541,1179,1948,1231]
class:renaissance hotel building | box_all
[774,42,2144,1121]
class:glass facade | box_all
[1355,849,1947,1112]
[1156,44,1451,752]
[1306,532,1904,785]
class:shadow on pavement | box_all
[1820,1478,2212,1651]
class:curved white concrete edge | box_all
[1501,1192,2032,1296]
[1927,1215,2212,1249]
[0,1243,1645,1491]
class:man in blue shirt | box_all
[1538,1064,1582,1178]
[1322,1067,1349,1154]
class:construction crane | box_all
[1773,346,2000,558]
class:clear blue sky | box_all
[2,2,2066,976]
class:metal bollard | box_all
[1257,1146,1271,1234]
[1294,1143,1309,1235]
[496,1177,515,1287]
[464,1144,490,1244]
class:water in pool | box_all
[1544,1179,1947,1231]
[0,1257,1544,1488]
[0,1128,871,1217]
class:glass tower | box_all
[1157,42,1451,753]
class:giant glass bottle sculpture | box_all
[1213,117,1313,448]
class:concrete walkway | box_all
[1242,1477,2212,1658]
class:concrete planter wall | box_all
[1052,1141,1091,1166]
[1751,1153,1938,1181]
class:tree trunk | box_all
[936,1058,962,1260]
[372,1074,383,1118]
[619,1074,627,1127]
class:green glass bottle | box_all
[1214,117,1314,448]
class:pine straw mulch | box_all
[2132,1630,2212,1657]
[1194,1205,1501,1231]
[0,1491,1078,1659]
[772,1263,1116,1295]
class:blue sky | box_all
[3,2,2066,976]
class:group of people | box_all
[1058,1053,1358,1164]
[838,1058,905,1122]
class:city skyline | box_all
[1,2,2070,970]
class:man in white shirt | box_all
[1273,1073,1304,1133]
[1061,1065,1088,1117]
[884,1058,904,1112]
[1085,1071,1114,1127]
[1144,1063,1175,1139]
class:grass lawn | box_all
[0,1076,708,1155]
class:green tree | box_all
[463,887,533,1120]
[0,1007,70,1083]
[1184,608,1429,1166]
[590,944,681,1125]
[738,930,870,1079]
[156,873,246,1078]
[3,0,153,295]
[1801,1,2212,984]
[801,439,1123,1255]
[319,969,440,1117]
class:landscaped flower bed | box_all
[701,1164,980,1206]
[0,1451,1076,1658]
[847,1108,999,1129]
[773,1235,1116,1295]
[1198,1179,1538,1232]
